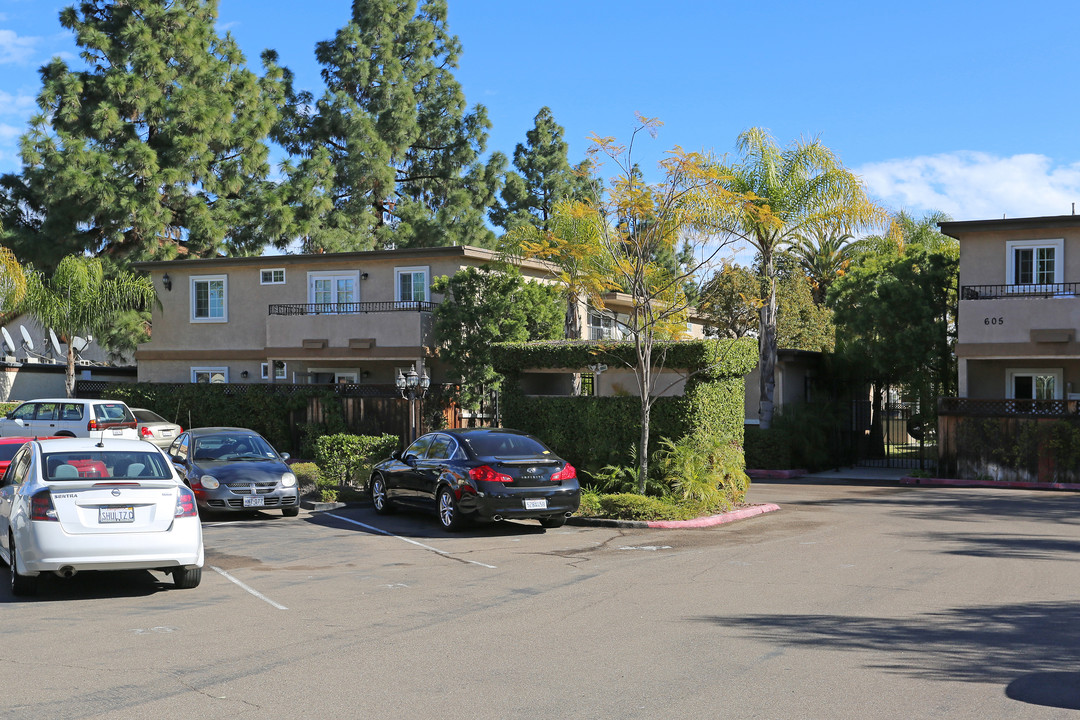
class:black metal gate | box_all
[848,391,937,472]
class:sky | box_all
[2,0,1080,229]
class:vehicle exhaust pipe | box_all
[55,566,77,579]
[493,515,504,521]
[564,512,573,518]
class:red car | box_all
[0,436,62,477]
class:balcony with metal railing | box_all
[960,283,1080,300]
[266,301,436,350]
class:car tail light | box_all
[30,490,58,521]
[469,465,513,483]
[550,463,577,482]
[87,418,97,431]
[140,426,154,438]
[175,486,198,518]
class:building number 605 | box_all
[984,317,1004,325]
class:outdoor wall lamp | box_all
[240,370,249,379]
[162,273,172,291]
[361,272,369,280]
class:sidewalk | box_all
[750,466,910,483]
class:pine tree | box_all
[3,0,290,266]
[277,0,504,252]
[491,106,596,233]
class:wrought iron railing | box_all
[268,301,438,316]
[960,283,1080,300]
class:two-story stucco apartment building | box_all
[942,214,1080,401]
[133,245,706,389]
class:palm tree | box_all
[716,128,885,429]
[21,256,156,397]
[790,229,858,306]
[0,245,27,311]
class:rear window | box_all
[93,403,135,424]
[43,451,172,481]
[0,443,25,462]
[463,433,551,458]
[132,409,166,423]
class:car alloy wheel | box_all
[371,475,394,515]
[437,487,463,531]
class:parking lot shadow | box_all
[1,568,171,602]
[305,506,550,540]
[697,600,1080,707]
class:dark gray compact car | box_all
[167,427,299,517]
[369,428,580,531]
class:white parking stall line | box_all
[211,566,289,610]
[325,513,497,569]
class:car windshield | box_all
[193,434,278,462]
[132,409,167,423]
[463,433,551,458]
[43,451,172,481]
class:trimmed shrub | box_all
[289,462,321,497]
[314,433,398,490]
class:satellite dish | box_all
[1,327,15,355]
[19,325,33,350]
[72,336,89,352]
[49,328,63,355]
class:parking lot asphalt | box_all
[5,480,1080,719]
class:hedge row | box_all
[494,339,756,475]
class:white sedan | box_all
[0,438,204,596]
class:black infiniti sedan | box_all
[167,427,300,517]
[369,428,580,531]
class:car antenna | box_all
[96,440,105,448]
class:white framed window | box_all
[260,361,287,380]
[191,367,229,384]
[191,275,228,322]
[308,271,359,311]
[588,308,625,341]
[395,266,430,303]
[1006,368,1063,400]
[1006,239,1063,286]
[261,268,285,285]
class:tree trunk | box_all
[65,344,76,398]
[758,256,778,430]
[565,293,581,339]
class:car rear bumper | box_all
[466,487,581,520]
[17,518,204,574]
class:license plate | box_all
[99,506,134,523]
[524,498,548,510]
[243,496,264,507]
[111,428,124,436]
[161,430,173,437]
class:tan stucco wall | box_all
[958,226,1080,286]
[964,359,1080,400]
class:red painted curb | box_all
[646,503,781,529]
[900,477,1080,491]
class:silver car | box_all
[131,408,183,449]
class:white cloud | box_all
[859,152,1080,222]
[0,29,39,65]
[0,90,35,118]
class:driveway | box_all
[2,480,1079,719]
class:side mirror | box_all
[279,452,290,461]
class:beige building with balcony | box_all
[133,246,706,388]
[942,214,1080,401]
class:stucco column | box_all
[957,357,968,398]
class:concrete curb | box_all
[567,503,781,529]
[901,476,1080,492]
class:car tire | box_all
[539,516,566,529]
[437,486,465,532]
[371,475,395,515]
[282,507,300,517]
[173,566,202,589]
[10,538,38,597]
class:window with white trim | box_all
[308,271,358,311]
[191,367,229,384]
[261,361,287,380]
[587,308,625,340]
[261,268,285,285]
[1007,368,1063,400]
[395,266,429,303]
[191,275,228,322]
[1006,239,1063,286]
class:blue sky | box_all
[3,0,1080,225]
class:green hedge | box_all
[494,339,756,474]
[94,383,313,453]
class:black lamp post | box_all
[396,364,430,442]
